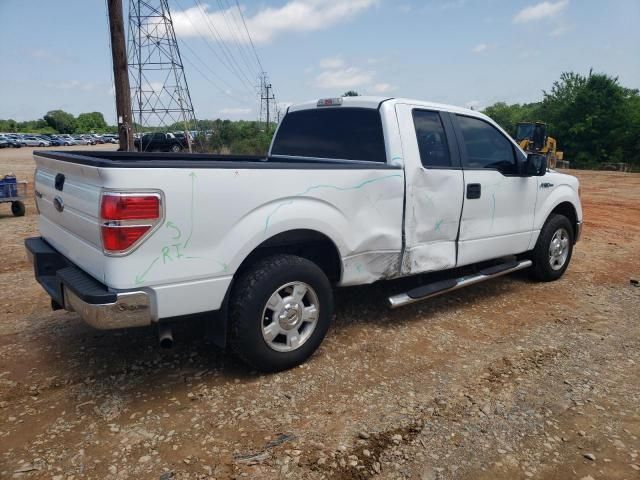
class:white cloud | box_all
[549,23,570,36]
[45,80,95,92]
[513,0,569,23]
[29,48,73,63]
[314,67,373,89]
[319,56,345,69]
[219,107,252,115]
[371,83,394,94]
[174,0,377,44]
[472,43,488,53]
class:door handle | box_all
[466,183,481,199]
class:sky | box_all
[1,0,639,123]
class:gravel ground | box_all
[0,146,638,480]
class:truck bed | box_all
[34,150,400,170]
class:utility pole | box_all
[107,0,134,151]
[260,74,276,133]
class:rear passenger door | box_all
[395,104,464,274]
[452,114,538,266]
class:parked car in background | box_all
[73,136,92,145]
[36,135,56,146]
[6,135,24,146]
[56,135,77,146]
[134,132,186,152]
[0,135,16,148]
[47,137,66,147]
[22,136,50,147]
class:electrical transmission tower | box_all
[259,73,279,133]
[128,0,197,150]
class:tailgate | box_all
[34,152,106,281]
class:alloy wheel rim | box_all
[261,281,319,352]
[549,227,570,271]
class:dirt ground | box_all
[0,146,638,480]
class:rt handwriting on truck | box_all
[26,95,582,372]
[133,172,228,285]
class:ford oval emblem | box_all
[53,196,64,213]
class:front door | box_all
[395,104,465,274]
[452,114,538,266]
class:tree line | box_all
[483,70,640,169]
[0,110,112,134]
[3,72,638,167]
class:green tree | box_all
[484,70,640,169]
[44,110,76,133]
[75,112,108,133]
[541,70,640,167]
[0,119,18,132]
[342,91,360,97]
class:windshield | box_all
[515,123,534,141]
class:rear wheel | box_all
[229,254,333,372]
[11,201,25,217]
[530,214,574,281]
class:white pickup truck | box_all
[26,96,582,371]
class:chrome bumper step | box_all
[388,259,532,309]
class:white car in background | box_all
[22,136,50,147]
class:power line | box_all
[191,0,257,93]
[216,0,261,78]
[233,0,264,74]
[180,48,252,105]
[172,0,255,96]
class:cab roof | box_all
[288,95,490,121]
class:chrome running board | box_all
[388,259,532,309]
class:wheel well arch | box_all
[549,201,578,238]
[235,229,343,284]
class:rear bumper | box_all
[25,237,152,329]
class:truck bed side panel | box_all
[33,153,405,317]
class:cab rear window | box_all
[271,108,387,162]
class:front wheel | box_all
[11,201,25,217]
[229,254,333,372]
[170,144,182,152]
[530,214,574,281]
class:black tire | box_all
[229,254,333,372]
[170,144,182,152]
[530,214,574,281]
[11,201,25,217]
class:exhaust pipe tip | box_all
[158,324,173,349]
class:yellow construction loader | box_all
[514,121,563,169]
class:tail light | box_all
[100,192,163,254]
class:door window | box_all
[412,110,452,168]
[457,115,518,175]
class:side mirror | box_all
[525,153,547,176]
